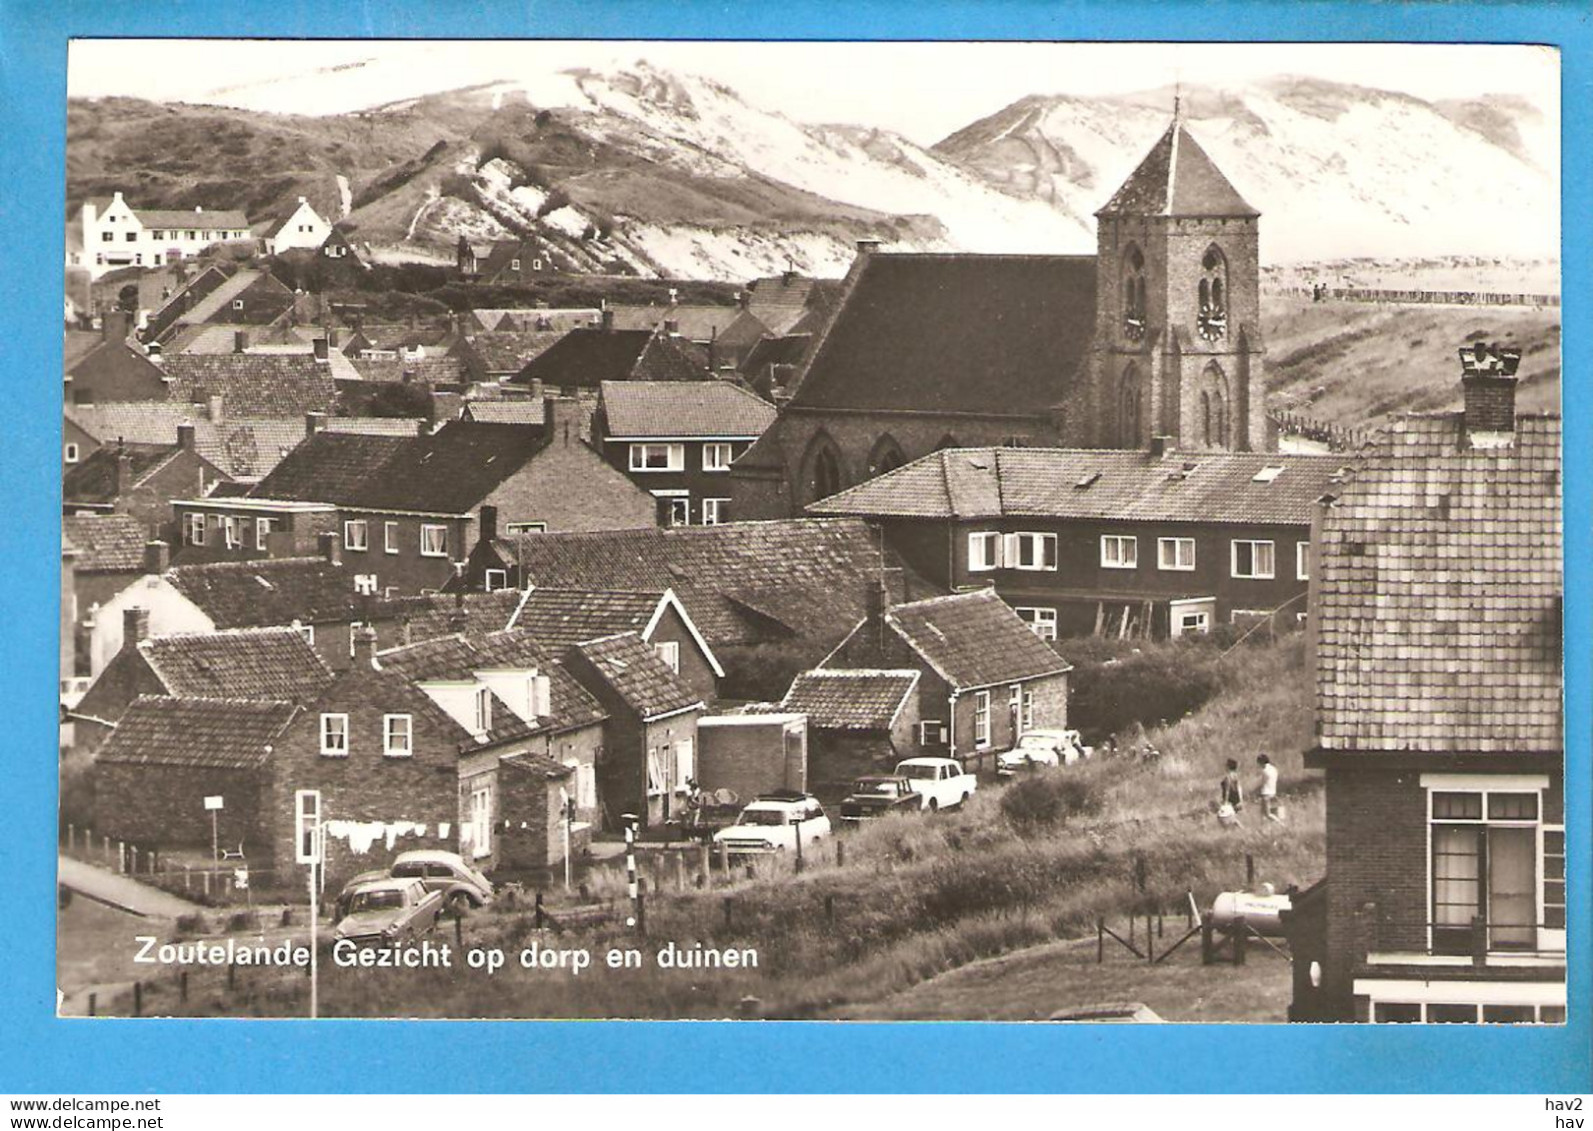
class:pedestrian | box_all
[1217,758,1244,827]
[1257,754,1281,822]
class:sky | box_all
[67,39,1558,144]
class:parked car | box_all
[838,775,923,823]
[894,757,978,812]
[333,878,445,946]
[1047,1001,1163,1023]
[712,791,831,855]
[335,850,494,920]
[997,729,1092,777]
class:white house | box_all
[264,197,333,256]
[68,192,252,280]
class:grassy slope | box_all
[1262,296,1561,427]
[122,636,1319,1020]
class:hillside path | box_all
[58,856,202,919]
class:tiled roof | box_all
[62,513,147,572]
[1096,121,1259,219]
[66,403,195,446]
[168,270,292,329]
[510,588,665,650]
[501,518,920,649]
[501,752,575,780]
[133,208,250,230]
[249,433,415,504]
[164,557,362,628]
[789,254,1097,416]
[742,333,812,374]
[745,275,831,336]
[607,303,749,342]
[63,444,183,505]
[634,333,710,381]
[469,308,601,333]
[462,331,566,374]
[780,668,919,730]
[95,696,297,770]
[391,590,528,643]
[348,356,469,385]
[880,589,1073,691]
[598,381,775,439]
[64,330,102,369]
[139,627,334,702]
[571,632,701,719]
[462,400,544,425]
[510,328,704,388]
[324,417,426,436]
[338,422,545,515]
[1314,413,1562,753]
[161,354,339,417]
[811,447,1350,527]
[194,418,315,480]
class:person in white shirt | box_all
[1257,754,1281,821]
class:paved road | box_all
[58,856,203,919]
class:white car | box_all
[894,757,977,811]
[712,792,831,855]
[997,729,1092,777]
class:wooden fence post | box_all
[1097,918,1104,964]
[180,971,188,1003]
[133,981,142,1017]
[1246,853,1255,887]
[836,840,845,869]
[534,891,545,929]
[454,913,464,950]
[723,897,733,930]
[824,894,835,923]
[635,891,646,937]
[88,993,96,1017]
[700,843,711,889]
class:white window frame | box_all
[1007,531,1058,572]
[655,640,681,674]
[1101,535,1138,569]
[64,443,79,464]
[319,713,349,757]
[504,521,546,536]
[629,442,685,472]
[384,520,400,555]
[383,714,413,758]
[1015,606,1058,641]
[702,442,734,472]
[510,258,521,271]
[186,512,206,546]
[470,785,492,858]
[473,686,492,733]
[973,690,991,749]
[1022,689,1035,731]
[666,497,690,527]
[420,524,449,558]
[968,531,1001,572]
[673,738,695,792]
[222,515,242,550]
[255,517,274,551]
[1158,537,1196,572]
[343,519,369,553]
[701,498,728,526]
[484,568,508,592]
[919,720,946,746]
[231,299,244,311]
[646,748,667,798]
[1231,539,1276,579]
[1297,541,1310,580]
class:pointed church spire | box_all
[1094,112,1259,220]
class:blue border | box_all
[2,0,1587,1094]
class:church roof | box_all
[1097,121,1259,219]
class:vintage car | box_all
[333,878,445,946]
[335,850,494,920]
[996,729,1092,777]
[712,791,831,855]
[893,757,978,812]
[837,775,923,823]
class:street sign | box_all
[204,795,224,811]
[294,789,322,865]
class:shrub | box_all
[999,771,1104,831]
[1067,639,1223,741]
[174,914,209,937]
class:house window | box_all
[1231,540,1276,579]
[532,259,543,271]
[1296,541,1310,580]
[384,521,399,554]
[484,568,508,592]
[473,687,492,733]
[655,641,681,673]
[504,522,546,536]
[125,231,137,243]
[186,512,206,546]
[151,230,163,240]
[666,497,690,527]
[319,713,349,756]
[255,517,274,550]
[231,299,244,311]
[1015,607,1058,641]
[469,785,492,857]
[968,531,1001,572]
[1022,689,1035,731]
[64,443,79,464]
[1371,1001,1562,1025]
[101,231,114,243]
[630,443,685,472]
[222,515,242,550]
[919,721,947,746]
[1158,537,1196,571]
[701,498,728,526]
[510,259,521,271]
[646,747,667,797]
[1007,532,1058,571]
[1428,785,1547,954]
[702,442,734,472]
[421,524,449,557]
[1101,535,1138,569]
[186,230,197,240]
[1177,608,1211,635]
[343,519,368,552]
[973,691,991,748]
[383,714,413,757]
[674,738,694,791]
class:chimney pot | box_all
[479,504,499,544]
[1459,343,1520,440]
[664,319,679,336]
[305,411,326,436]
[352,623,379,668]
[177,423,196,450]
[317,531,341,566]
[233,330,248,354]
[312,338,330,364]
[113,449,133,498]
[856,238,882,255]
[142,540,169,575]
[1149,435,1174,459]
[600,309,615,333]
[206,394,224,423]
[123,606,151,648]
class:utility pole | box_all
[623,813,640,930]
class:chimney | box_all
[668,287,679,306]
[177,423,195,450]
[312,337,330,364]
[206,394,224,423]
[782,268,797,285]
[352,623,379,669]
[663,319,679,337]
[1459,342,1521,443]
[448,568,468,633]
[855,238,882,256]
[233,330,249,354]
[544,396,578,446]
[122,606,150,649]
[305,411,326,436]
[113,448,133,498]
[111,191,124,206]
[298,195,307,205]
[864,579,888,657]
[479,504,499,544]
[600,308,615,334]
[1148,435,1174,459]
[142,540,169,575]
[327,327,339,348]
[735,289,749,309]
[317,531,341,566]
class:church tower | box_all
[1084,114,1266,451]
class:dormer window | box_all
[1197,247,1228,341]
[474,687,492,733]
[1121,245,1147,341]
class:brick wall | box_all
[698,718,800,802]
[650,604,719,705]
